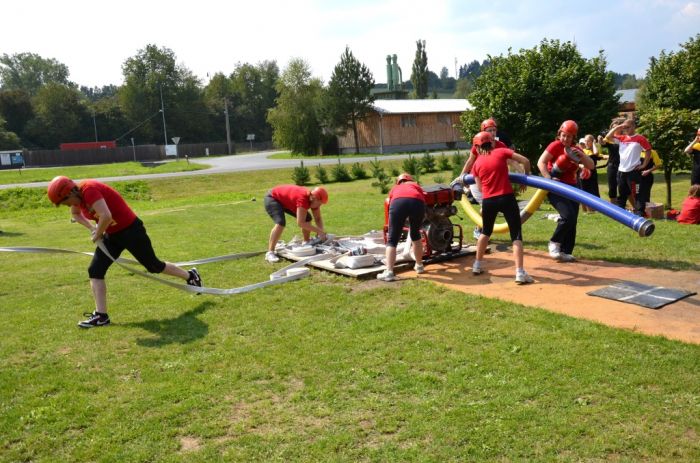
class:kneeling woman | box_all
[471,131,534,284]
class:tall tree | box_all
[638,33,700,111]
[0,115,21,150]
[0,52,71,96]
[0,89,34,144]
[324,47,375,154]
[411,40,428,99]
[460,39,619,163]
[25,83,91,148]
[230,60,279,141]
[267,58,323,155]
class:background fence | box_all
[17,141,276,167]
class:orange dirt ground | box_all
[412,247,700,345]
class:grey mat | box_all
[587,281,696,309]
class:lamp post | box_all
[159,84,171,158]
[92,109,98,142]
[131,137,136,162]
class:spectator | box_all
[677,184,700,224]
[683,128,700,185]
[579,134,602,212]
[599,117,626,203]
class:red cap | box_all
[311,187,328,204]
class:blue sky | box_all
[3,0,699,88]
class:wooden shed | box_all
[337,99,471,154]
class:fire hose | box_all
[0,243,329,296]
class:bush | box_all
[331,159,352,182]
[369,157,383,178]
[437,153,451,171]
[292,161,311,186]
[420,151,437,173]
[432,175,445,184]
[351,162,368,180]
[371,170,393,194]
[315,164,329,184]
[402,154,421,176]
[390,167,400,178]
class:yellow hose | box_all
[459,188,548,234]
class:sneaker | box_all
[187,268,202,287]
[473,226,482,240]
[265,251,280,263]
[472,263,483,275]
[414,263,425,274]
[376,270,397,282]
[548,241,561,259]
[78,311,110,328]
[558,253,576,263]
[515,271,534,285]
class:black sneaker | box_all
[78,311,110,328]
[187,268,202,294]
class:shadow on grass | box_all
[0,231,24,237]
[120,301,214,347]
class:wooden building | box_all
[337,99,471,154]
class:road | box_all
[0,150,441,190]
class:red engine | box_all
[383,183,464,258]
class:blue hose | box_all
[460,173,655,237]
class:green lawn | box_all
[0,160,208,185]
[1,166,698,462]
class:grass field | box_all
[1,165,699,462]
[0,160,207,185]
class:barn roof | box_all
[372,99,472,115]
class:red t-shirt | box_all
[545,140,578,185]
[271,184,313,212]
[78,180,137,234]
[472,148,514,199]
[677,196,700,224]
[388,182,427,203]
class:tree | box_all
[638,33,700,111]
[459,39,619,164]
[0,89,34,144]
[267,58,324,155]
[119,44,211,145]
[638,108,698,208]
[324,47,375,154]
[25,83,92,148]
[230,60,279,142]
[411,40,428,99]
[0,115,21,150]
[0,52,71,96]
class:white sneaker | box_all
[472,263,483,275]
[515,271,534,284]
[414,263,425,274]
[376,270,396,282]
[548,241,561,259]
[265,251,280,263]
[558,253,576,262]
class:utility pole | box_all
[92,109,98,141]
[131,137,136,162]
[224,97,232,155]
[159,84,171,158]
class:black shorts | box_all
[481,194,522,242]
[88,218,166,279]
[387,197,425,247]
[264,192,311,227]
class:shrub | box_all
[369,157,383,178]
[390,167,401,178]
[420,151,437,173]
[371,170,393,194]
[432,175,445,184]
[331,159,352,182]
[315,164,329,184]
[292,161,311,185]
[402,154,421,176]
[351,162,368,180]
[437,153,451,171]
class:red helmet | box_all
[480,118,497,131]
[558,120,578,136]
[396,173,414,184]
[311,187,328,204]
[472,131,494,148]
[47,176,77,205]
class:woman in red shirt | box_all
[537,120,595,262]
[677,184,700,224]
[47,176,202,328]
[377,173,426,282]
[471,131,534,284]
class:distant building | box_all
[616,88,638,115]
[337,99,471,154]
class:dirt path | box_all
[414,248,700,344]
